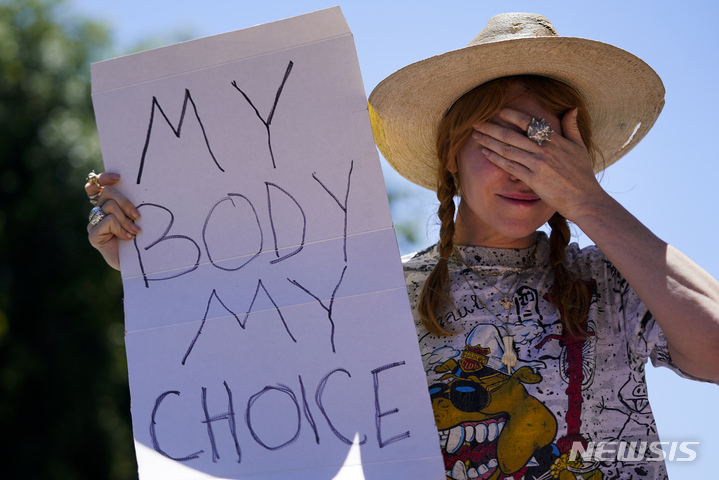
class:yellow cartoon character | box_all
[546,453,602,480]
[430,339,558,479]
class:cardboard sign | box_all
[91,7,443,480]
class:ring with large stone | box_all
[89,206,107,226]
[86,170,102,188]
[527,117,553,145]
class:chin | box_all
[498,224,543,242]
[503,214,554,238]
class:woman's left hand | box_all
[472,107,607,222]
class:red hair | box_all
[417,75,598,337]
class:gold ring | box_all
[86,170,102,188]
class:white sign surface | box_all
[91,7,443,480]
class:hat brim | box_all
[368,36,665,191]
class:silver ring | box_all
[89,206,107,226]
[527,117,553,145]
[88,192,101,206]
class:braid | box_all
[417,169,457,336]
[547,213,590,337]
[436,171,457,260]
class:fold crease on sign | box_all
[91,7,353,94]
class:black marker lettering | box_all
[183,282,296,365]
[134,203,201,288]
[315,369,366,446]
[312,160,354,262]
[231,61,294,168]
[246,384,301,450]
[201,382,241,463]
[287,265,347,353]
[203,194,263,271]
[183,289,238,365]
[242,279,297,343]
[150,391,204,461]
[137,89,222,184]
[298,375,320,445]
[372,362,410,448]
[265,182,306,264]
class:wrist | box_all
[560,188,615,227]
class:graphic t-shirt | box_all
[403,233,693,480]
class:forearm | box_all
[570,194,719,380]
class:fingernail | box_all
[472,131,482,140]
[131,209,141,220]
[131,223,141,234]
[108,173,120,180]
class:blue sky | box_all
[70,0,718,477]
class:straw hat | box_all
[368,13,665,191]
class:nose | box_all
[507,173,535,193]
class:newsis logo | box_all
[569,441,700,462]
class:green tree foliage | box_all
[0,0,137,478]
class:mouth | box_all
[498,194,541,206]
[627,397,650,413]
[439,416,507,480]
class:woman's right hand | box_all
[85,172,141,271]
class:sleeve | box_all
[597,250,715,383]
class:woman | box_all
[368,12,719,480]
[88,13,718,480]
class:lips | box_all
[439,417,507,480]
[498,193,541,205]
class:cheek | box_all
[539,204,556,224]
[457,141,492,176]
[457,151,504,191]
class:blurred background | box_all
[1,0,716,478]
